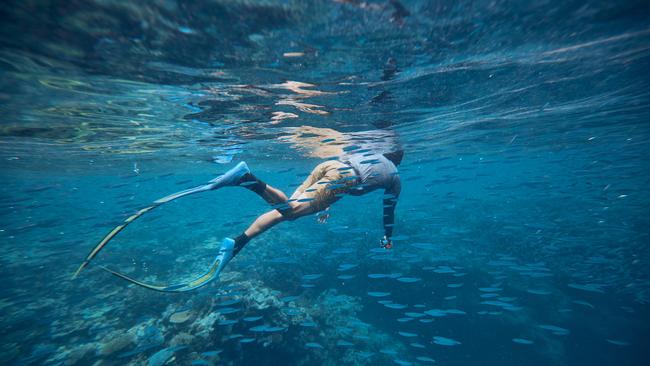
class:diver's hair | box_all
[383,150,404,166]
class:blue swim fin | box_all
[208,161,250,189]
[100,238,236,292]
[74,162,250,280]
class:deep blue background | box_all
[1,1,649,365]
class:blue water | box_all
[1,1,650,365]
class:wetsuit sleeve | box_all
[383,176,401,239]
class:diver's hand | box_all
[380,236,393,249]
[317,208,330,224]
[317,212,330,224]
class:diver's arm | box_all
[381,176,401,248]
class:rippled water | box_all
[1,1,649,365]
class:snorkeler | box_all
[74,126,402,292]
[213,134,403,279]
[217,141,403,274]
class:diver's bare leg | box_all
[244,201,318,239]
[232,165,329,254]
[243,210,285,239]
[260,185,289,205]
[239,172,290,206]
[230,201,320,255]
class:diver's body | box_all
[213,149,403,274]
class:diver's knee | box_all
[279,202,311,221]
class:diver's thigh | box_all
[290,162,330,199]
[284,201,318,220]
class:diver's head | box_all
[383,150,404,166]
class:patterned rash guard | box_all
[344,153,401,238]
